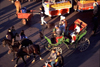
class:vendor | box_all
[93,1,99,17]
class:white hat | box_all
[41,12,43,13]
[60,16,65,20]
[55,25,58,28]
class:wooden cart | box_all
[17,10,34,25]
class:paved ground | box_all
[0,0,100,67]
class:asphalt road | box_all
[0,0,100,67]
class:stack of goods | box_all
[74,19,87,30]
[46,1,72,10]
[78,1,94,7]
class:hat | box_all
[41,12,43,13]
[60,16,65,20]
[55,25,58,28]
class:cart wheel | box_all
[22,19,27,25]
[52,47,62,54]
[78,38,90,52]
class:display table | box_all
[43,1,72,17]
[77,1,100,11]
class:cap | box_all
[55,25,58,28]
[60,16,65,20]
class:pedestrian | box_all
[39,5,44,14]
[92,16,98,35]
[6,28,13,41]
[93,0,99,17]
[40,6,47,25]
[14,0,21,15]
[11,26,16,41]
[20,30,26,40]
[40,12,47,25]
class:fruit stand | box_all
[42,0,72,17]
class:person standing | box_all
[92,0,99,35]
[6,28,13,41]
[40,6,47,25]
[20,30,26,40]
[92,16,98,35]
[40,12,47,25]
[93,1,99,17]
[14,0,21,15]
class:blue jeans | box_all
[55,62,62,67]
[21,35,26,40]
[51,61,55,67]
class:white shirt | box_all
[93,2,98,7]
[74,26,80,33]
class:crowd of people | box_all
[45,49,64,67]
[6,26,27,42]
[4,0,100,67]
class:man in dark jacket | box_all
[55,51,64,67]
[93,1,99,17]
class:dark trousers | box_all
[92,17,98,34]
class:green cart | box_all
[42,19,90,53]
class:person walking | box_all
[39,6,47,25]
[14,0,21,15]
[11,26,16,41]
[92,16,98,35]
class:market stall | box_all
[76,0,100,11]
[42,0,72,17]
